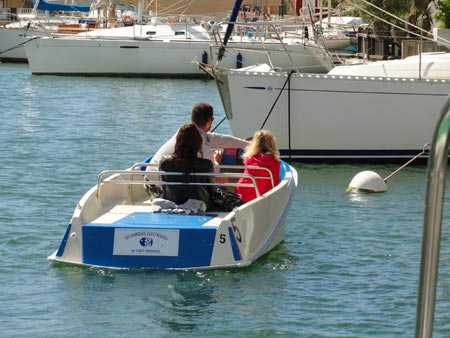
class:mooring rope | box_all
[383,143,431,182]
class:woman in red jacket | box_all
[235,130,281,203]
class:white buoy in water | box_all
[346,170,387,193]
[345,144,430,193]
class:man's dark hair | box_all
[191,102,213,127]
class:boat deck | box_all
[90,204,226,228]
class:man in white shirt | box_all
[150,102,249,165]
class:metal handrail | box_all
[96,167,277,198]
[98,170,258,187]
[210,21,301,71]
[415,96,450,338]
[219,164,275,187]
[133,163,275,187]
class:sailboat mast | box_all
[137,0,144,23]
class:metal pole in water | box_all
[415,97,450,338]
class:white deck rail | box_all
[96,163,277,199]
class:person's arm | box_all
[213,150,223,165]
[208,132,250,150]
[149,133,177,166]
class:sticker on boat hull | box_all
[113,228,179,256]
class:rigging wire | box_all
[260,70,295,130]
[0,36,40,55]
[211,116,227,132]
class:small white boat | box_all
[48,157,298,269]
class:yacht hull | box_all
[24,35,332,77]
[215,68,450,162]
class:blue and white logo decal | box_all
[113,229,179,256]
[139,237,153,247]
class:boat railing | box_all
[132,163,275,187]
[216,164,275,187]
[210,20,308,71]
[95,163,277,199]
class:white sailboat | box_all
[23,22,332,77]
[198,0,450,163]
[21,0,334,77]
[206,58,450,162]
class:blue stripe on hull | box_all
[56,224,72,257]
[228,226,242,261]
[82,213,217,268]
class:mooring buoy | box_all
[346,144,430,193]
[346,170,387,193]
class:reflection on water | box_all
[162,271,217,332]
[19,80,40,134]
[346,190,378,204]
[48,243,295,335]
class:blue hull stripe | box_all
[56,223,71,257]
[228,226,242,261]
[280,149,426,157]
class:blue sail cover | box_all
[33,0,90,12]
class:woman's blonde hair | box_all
[242,130,280,160]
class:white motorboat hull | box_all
[24,35,332,77]
[48,160,298,269]
[214,66,450,162]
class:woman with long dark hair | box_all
[159,123,216,208]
